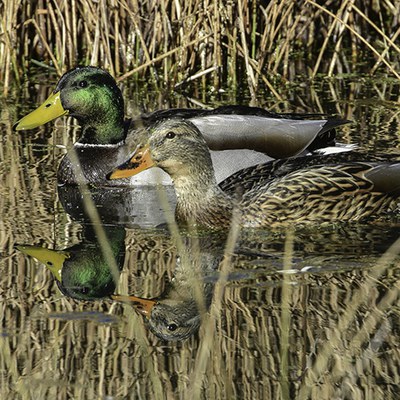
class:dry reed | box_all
[1,0,400,96]
[1,6,400,397]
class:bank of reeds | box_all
[1,0,400,96]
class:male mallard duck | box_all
[16,226,125,300]
[109,119,400,229]
[14,66,348,185]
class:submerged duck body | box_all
[14,66,348,186]
[109,119,400,229]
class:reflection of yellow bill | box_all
[111,294,156,317]
[16,245,70,282]
[14,91,68,131]
[108,144,154,180]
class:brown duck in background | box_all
[109,119,400,230]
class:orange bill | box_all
[108,144,154,180]
[111,294,156,317]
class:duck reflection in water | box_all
[17,222,224,341]
[113,235,224,341]
[16,224,125,300]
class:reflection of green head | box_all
[14,66,125,145]
[17,227,126,300]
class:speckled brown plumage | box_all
[113,119,400,230]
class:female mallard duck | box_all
[14,66,348,186]
[109,119,400,229]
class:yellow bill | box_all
[14,91,68,131]
[108,144,155,180]
[111,294,156,317]
[16,245,70,282]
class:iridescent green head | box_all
[17,227,125,301]
[15,66,126,145]
[54,243,124,300]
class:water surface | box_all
[1,75,400,399]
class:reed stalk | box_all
[1,0,399,96]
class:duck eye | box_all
[166,131,176,139]
[80,287,90,294]
[78,80,88,88]
[167,323,178,331]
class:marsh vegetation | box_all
[1,1,400,399]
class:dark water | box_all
[1,75,400,399]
